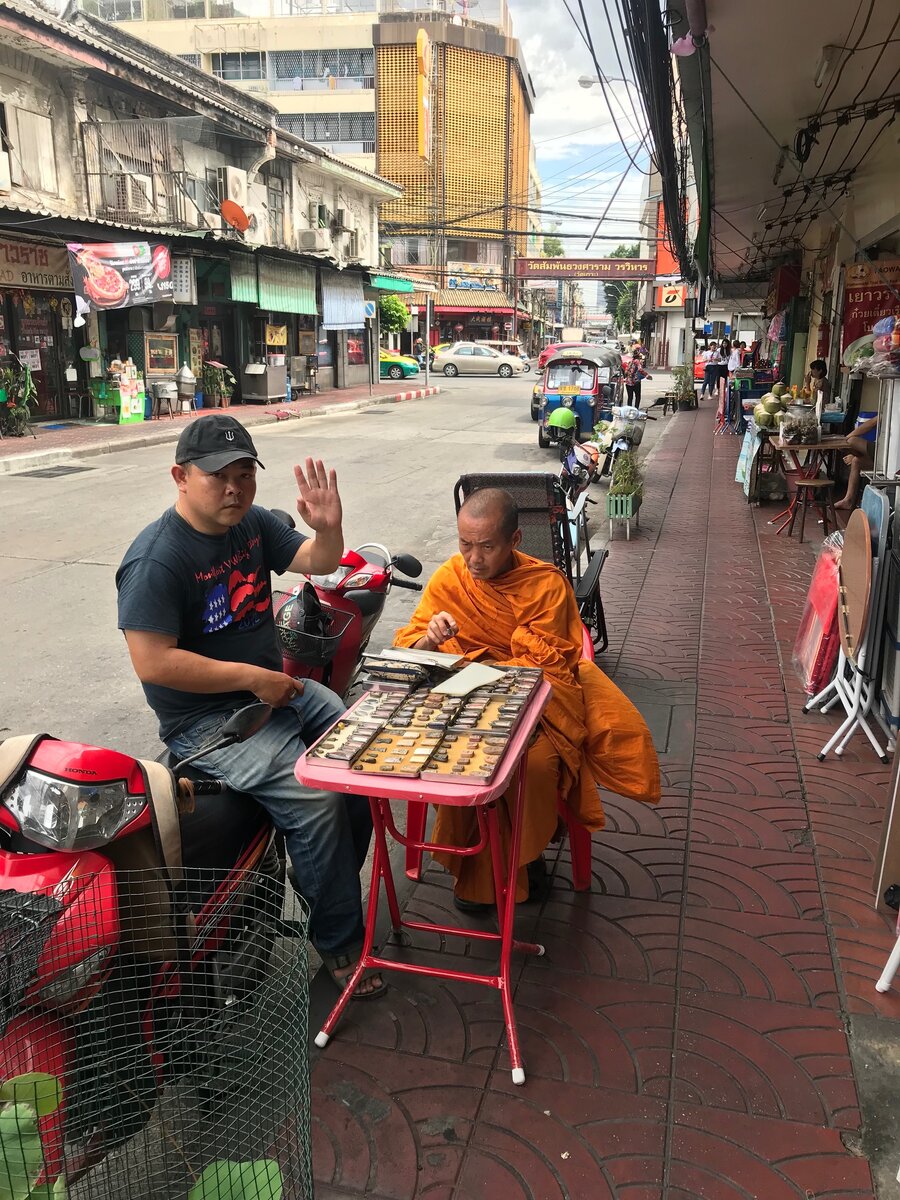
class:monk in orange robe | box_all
[394,488,660,908]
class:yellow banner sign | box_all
[0,238,72,290]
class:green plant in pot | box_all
[670,363,696,410]
[201,363,236,409]
[0,365,38,437]
[606,450,643,540]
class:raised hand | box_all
[294,457,342,535]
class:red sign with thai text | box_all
[514,257,655,280]
[841,259,900,350]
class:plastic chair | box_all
[403,623,595,892]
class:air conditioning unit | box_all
[111,173,153,214]
[245,209,267,246]
[222,166,248,208]
[298,227,331,252]
[203,212,224,231]
[334,208,346,230]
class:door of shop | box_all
[5,292,75,419]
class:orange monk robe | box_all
[394,550,660,902]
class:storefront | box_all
[412,288,528,346]
[320,269,370,390]
[0,237,82,420]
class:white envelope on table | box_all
[431,662,505,696]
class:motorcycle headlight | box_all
[3,769,145,851]
[563,397,575,408]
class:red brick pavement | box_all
[309,407,895,1198]
[0,382,439,471]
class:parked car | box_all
[379,349,420,381]
[478,339,531,372]
[433,341,525,378]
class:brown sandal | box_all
[321,952,387,1001]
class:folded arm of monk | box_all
[394,487,660,908]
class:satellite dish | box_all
[221,199,251,233]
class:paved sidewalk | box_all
[0,381,439,474]
[310,403,899,1199]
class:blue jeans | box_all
[166,681,372,960]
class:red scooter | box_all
[270,510,423,698]
[0,702,290,1185]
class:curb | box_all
[0,385,441,476]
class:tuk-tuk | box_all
[537,345,621,449]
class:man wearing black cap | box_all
[116,414,383,998]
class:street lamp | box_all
[577,75,640,91]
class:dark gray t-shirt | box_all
[116,505,306,739]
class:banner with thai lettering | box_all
[514,257,655,280]
[66,242,173,313]
[0,239,72,290]
[841,259,900,350]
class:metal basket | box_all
[0,868,312,1199]
[275,594,353,667]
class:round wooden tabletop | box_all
[838,508,872,664]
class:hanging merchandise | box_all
[766,310,787,343]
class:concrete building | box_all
[0,0,401,418]
[83,0,535,346]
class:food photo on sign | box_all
[66,242,173,326]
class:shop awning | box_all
[411,288,519,312]
[321,270,366,329]
[259,256,317,315]
[368,272,415,293]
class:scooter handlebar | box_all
[191,780,227,795]
[392,578,424,591]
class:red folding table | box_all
[295,679,551,1085]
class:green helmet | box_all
[548,406,577,430]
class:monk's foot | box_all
[453,894,494,914]
[526,856,551,903]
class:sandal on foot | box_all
[321,953,387,1001]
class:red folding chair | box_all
[404,623,595,891]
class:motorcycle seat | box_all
[157,754,269,874]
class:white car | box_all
[433,341,526,378]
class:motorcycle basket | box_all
[274,584,353,667]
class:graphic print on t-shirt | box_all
[203,566,270,633]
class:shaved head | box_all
[458,488,519,541]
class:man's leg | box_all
[167,695,379,993]
[835,437,872,510]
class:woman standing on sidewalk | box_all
[624,353,652,407]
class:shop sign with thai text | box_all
[514,257,655,280]
[0,239,72,290]
[841,258,900,349]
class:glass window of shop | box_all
[316,329,334,367]
[346,329,368,366]
[211,52,265,80]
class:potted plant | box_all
[201,362,236,409]
[0,364,38,437]
[606,450,643,541]
[670,363,696,411]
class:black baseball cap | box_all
[175,414,265,473]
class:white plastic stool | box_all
[875,914,900,993]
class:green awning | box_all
[259,257,317,315]
[369,273,414,294]
[229,252,257,304]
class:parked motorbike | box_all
[0,701,288,1183]
[596,405,655,477]
[270,510,423,698]
[559,439,601,505]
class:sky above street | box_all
[507,0,649,294]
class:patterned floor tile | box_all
[689,752,807,798]
[685,844,822,918]
[311,1046,488,1199]
[695,716,796,755]
[567,833,686,904]
[458,1077,666,1200]
[675,991,860,1128]
[521,894,680,986]
[808,803,884,866]
[666,792,811,851]
[697,684,790,723]
[600,790,689,839]
[797,761,893,807]
[679,909,839,1008]
[669,1105,874,1199]
[834,931,900,1019]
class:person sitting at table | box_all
[394,488,660,912]
[836,412,878,512]
[803,358,832,406]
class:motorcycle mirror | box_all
[220,702,273,743]
[270,508,296,530]
[392,553,423,578]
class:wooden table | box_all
[295,680,552,1085]
[765,435,850,534]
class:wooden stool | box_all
[788,478,839,543]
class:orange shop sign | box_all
[656,285,686,309]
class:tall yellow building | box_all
[375,19,534,339]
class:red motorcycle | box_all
[0,702,290,1183]
[270,511,423,697]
